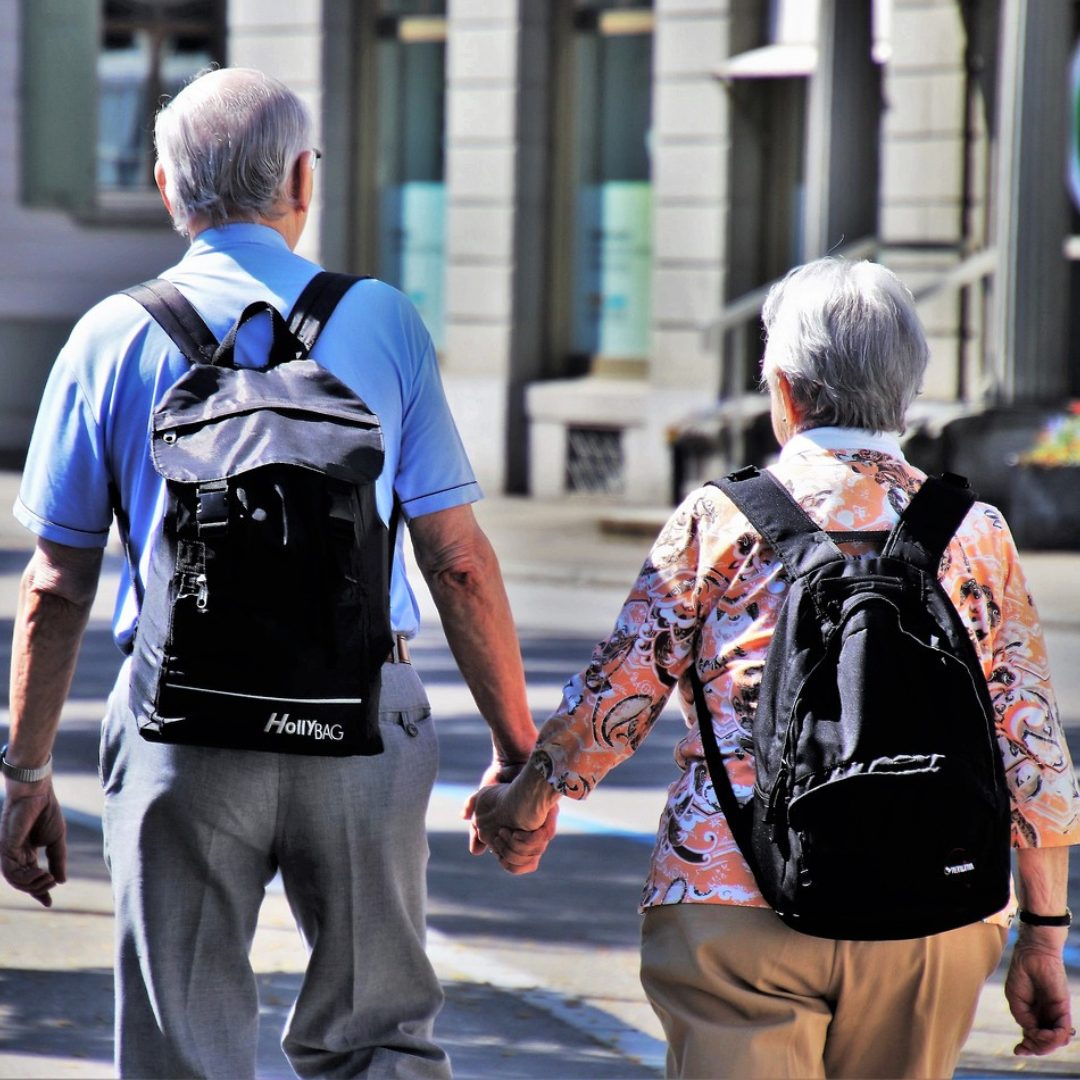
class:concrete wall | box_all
[879,0,968,401]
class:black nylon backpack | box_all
[690,466,1011,940]
[120,272,393,757]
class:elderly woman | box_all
[473,258,1079,1078]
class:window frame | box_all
[20,0,226,227]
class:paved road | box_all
[0,488,1078,1076]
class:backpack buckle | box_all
[195,481,229,535]
[726,465,760,483]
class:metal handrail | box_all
[910,245,997,302]
[704,236,880,338]
[909,245,998,402]
[674,241,1000,498]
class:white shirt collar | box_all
[778,426,905,461]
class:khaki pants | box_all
[640,903,1006,1079]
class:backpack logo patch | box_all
[264,713,345,742]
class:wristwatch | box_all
[0,744,53,783]
[1018,907,1072,928]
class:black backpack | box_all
[120,272,393,757]
[690,466,1011,940]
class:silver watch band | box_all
[0,744,53,783]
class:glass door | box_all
[372,1,447,349]
[565,1,654,372]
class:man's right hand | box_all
[462,757,530,855]
[472,768,559,875]
[0,778,67,907]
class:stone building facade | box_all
[2,0,1076,505]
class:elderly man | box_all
[476,259,1079,1078]
[0,68,544,1077]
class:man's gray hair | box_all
[154,67,312,234]
[761,258,929,434]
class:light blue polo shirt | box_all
[16,224,482,648]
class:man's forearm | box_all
[425,544,536,763]
[7,548,100,767]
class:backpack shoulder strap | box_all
[123,278,218,365]
[687,661,756,859]
[882,472,976,573]
[713,466,842,578]
[287,271,370,352]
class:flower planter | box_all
[1007,463,1080,550]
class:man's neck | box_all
[188,213,297,250]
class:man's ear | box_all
[154,161,173,215]
[292,152,313,213]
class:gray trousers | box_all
[100,658,450,1079]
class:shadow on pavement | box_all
[0,967,113,1065]
[245,972,662,1079]
[428,832,649,950]
[437,981,659,1079]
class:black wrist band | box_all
[1018,907,1072,927]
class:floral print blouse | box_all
[533,429,1080,916]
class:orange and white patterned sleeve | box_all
[532,491,720,799]
[971,515,1080,848]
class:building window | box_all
[98,1,224,194]
[21,0,224,220]
[552,0,654,377]
[359,0,448,349]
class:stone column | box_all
[642,0,732,502]
[878,0,969,401]
[991,0,1072,402]
[442,0,551,494]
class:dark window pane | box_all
[97,0,224,191]
[21,0,99,212]
[378,0,447,17]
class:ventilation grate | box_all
[566,426,623,494]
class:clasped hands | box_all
[462,760,558,875]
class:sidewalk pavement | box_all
[0,475,1079,1077]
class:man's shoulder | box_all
[78,288,151,332]
[314,276,435,365]
[60,289,157,378]
[325,275,423,324]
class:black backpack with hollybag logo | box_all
[120,272,393,756]
[690,466,1011,940]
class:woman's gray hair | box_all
[760,258,929,433]
[154,67,313,234]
